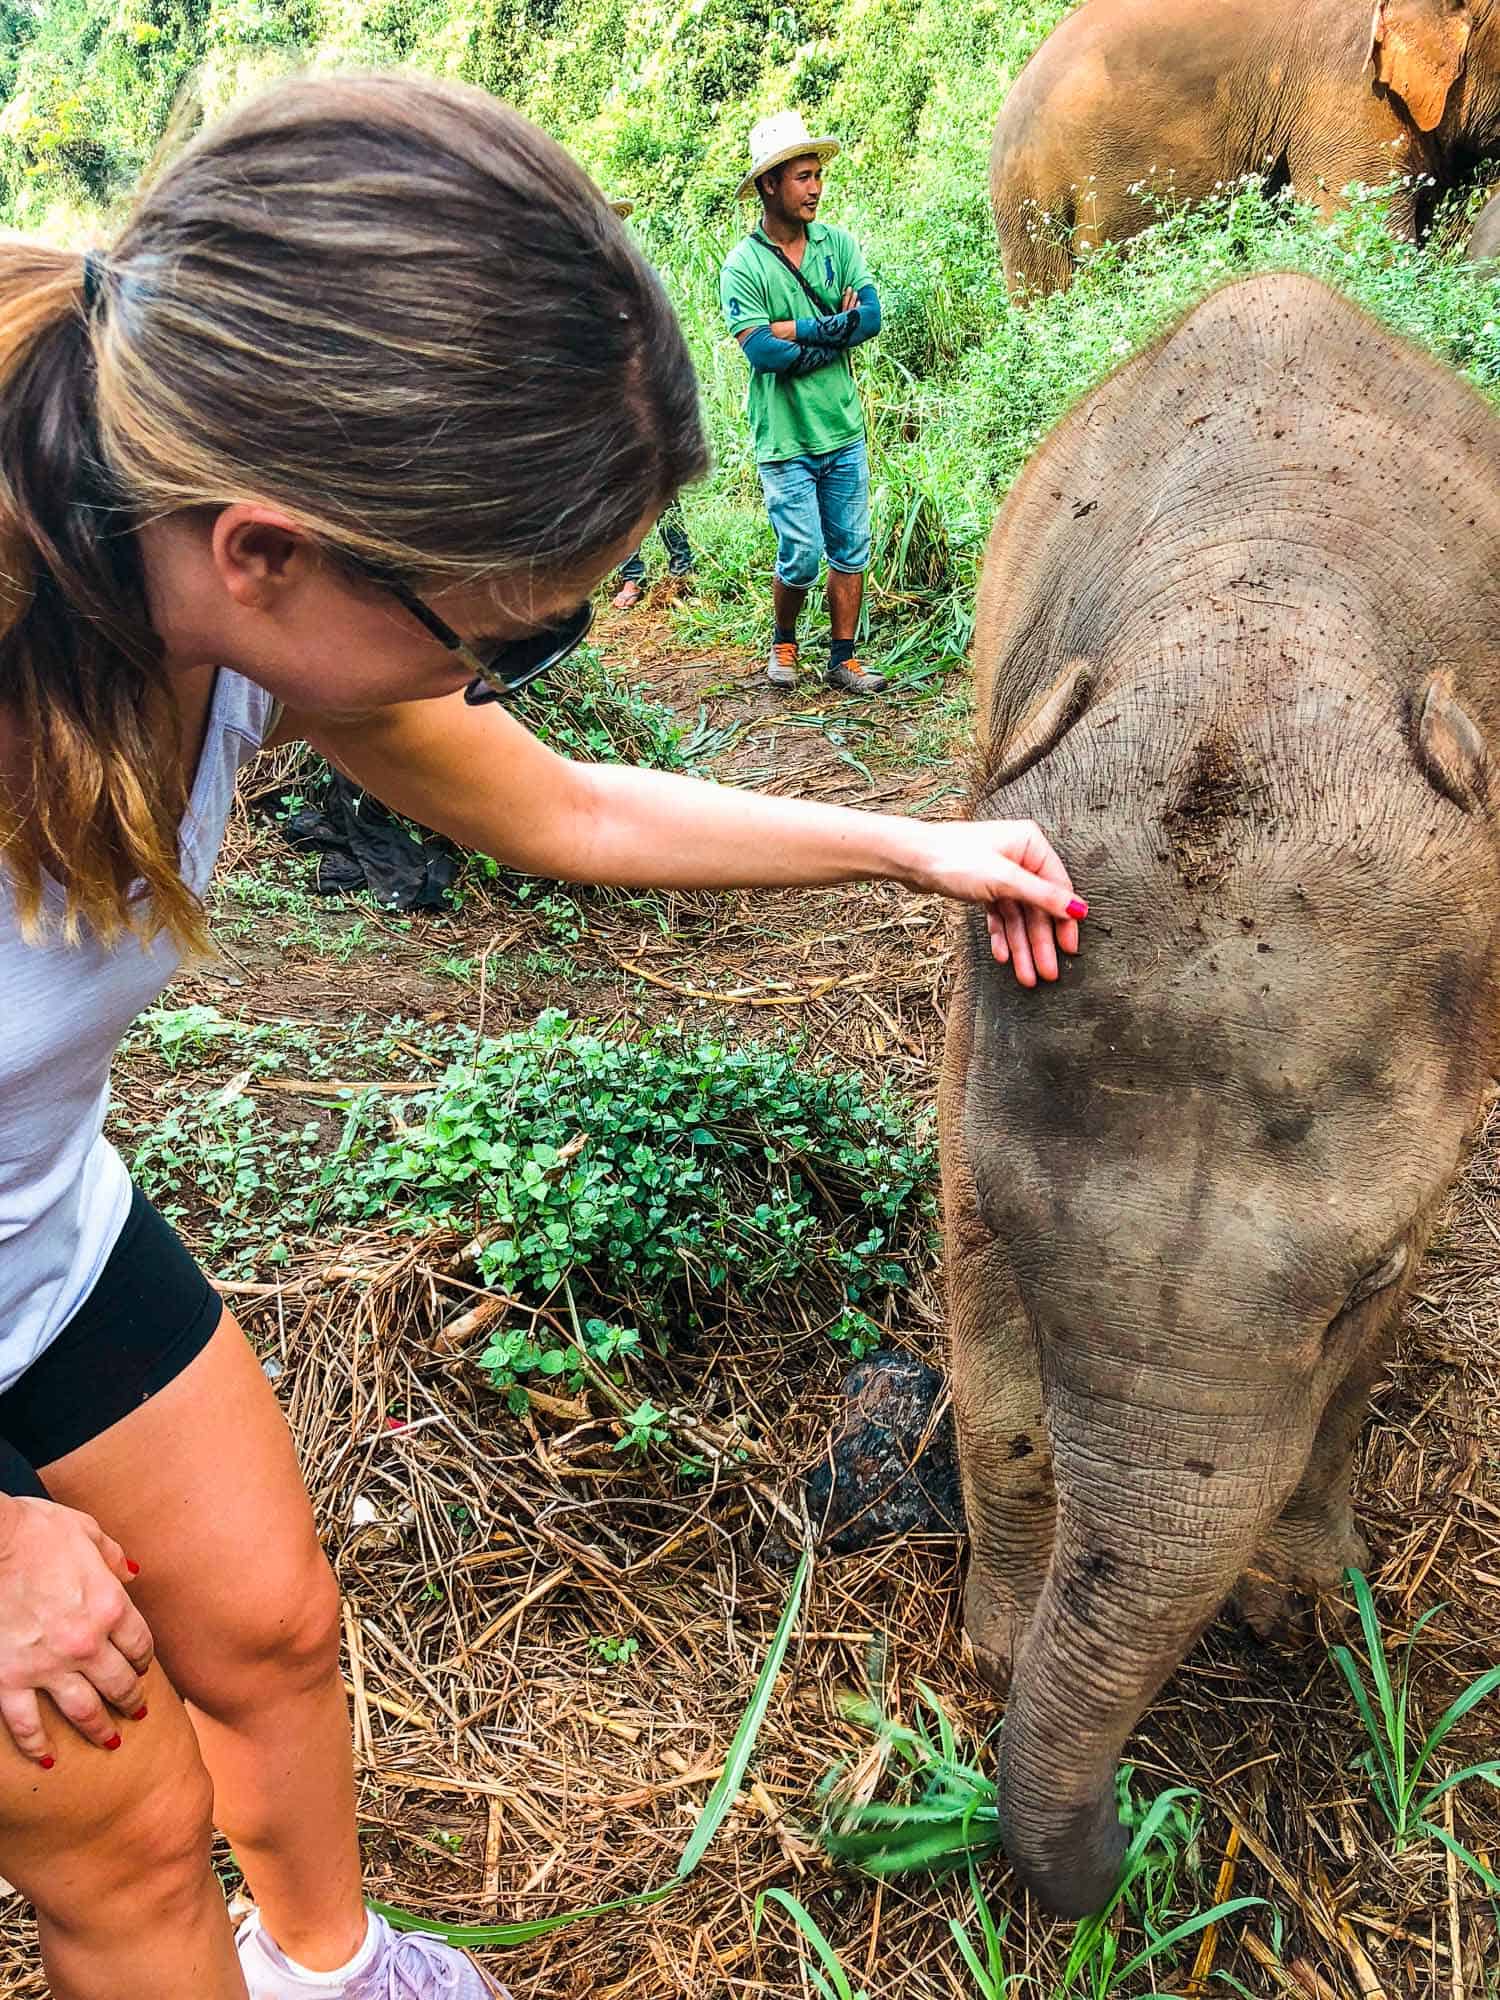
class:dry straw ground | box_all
[2,603,1497,1999]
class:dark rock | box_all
[804,1349,965,1553]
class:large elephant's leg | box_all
[1286,133,1424,235]
[1232,1337,1389,1638]
[940,955,1053,1690]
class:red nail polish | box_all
[1066,897,1088,920]
[103,1734,122,1751]
[39,1756,54,1771]
[126,1560,141,1576]
[132,1707,149,1722]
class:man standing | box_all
[720,112,885,694]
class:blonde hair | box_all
[0,73,707,948]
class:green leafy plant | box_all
[1057,1782,1260,1999]
[820,1684,1262,1996]
[140,1003,244,1069]
[124,1008,931,1351]
[612,1399,670,1457]
[339,1009,931,1381]
[948,1861,1020,1998]
[587,1632,640,1667]
[1330,1566,1500,1890]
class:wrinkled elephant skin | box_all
[992,0,1500,295]
[940,272,1500,1917]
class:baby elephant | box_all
[940,272,1500,1916]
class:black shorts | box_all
[0,1187,222,1499]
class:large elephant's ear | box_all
[1414,670,1490,812]
[989,658,1093,786]
[1368,0,1472,134]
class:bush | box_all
[124,1008,936,1389]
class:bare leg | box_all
[826,566,864,644]
[941,957,1053,1689]
[0,1663,248,2000]
[43,1311,366,1973]
[1231,1339,1388,1639]
[773,577,810,633]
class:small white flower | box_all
[1109,336,1131,355]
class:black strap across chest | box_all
[750,229,839,318]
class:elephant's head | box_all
[1369,0,1500,154]
[966,661,1500,1916]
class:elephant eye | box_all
[1347,1244,1409,1308]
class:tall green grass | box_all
[1331,1567,1500,1893]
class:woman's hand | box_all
[905,818,1086,987]
[0,1496,153,1763]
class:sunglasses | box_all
[370,567,595,705]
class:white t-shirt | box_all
[0,669,275,1394]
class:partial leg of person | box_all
[817,439,884,693]
[611,545,647,609]
[657,500,694,578]
[39,1308,369,1975]
[43,1301,501,1996]
[758,454,822,686]
[0,1660,249,2000]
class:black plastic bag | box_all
[276,766,457,912]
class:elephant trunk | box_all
[996,1379,1291,1919]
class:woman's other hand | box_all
[0,1497,153,1763]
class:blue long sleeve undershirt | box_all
[740,284,882,377]
[794,284,882,350]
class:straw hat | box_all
[609,197,635,218]
[736,111,839,200]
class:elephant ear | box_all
[989,658,1094,786]
[1413,670,1490,813]
[1368,0,1472,134]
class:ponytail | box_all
[0,240,200,949]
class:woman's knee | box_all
[188,1547,343,1714]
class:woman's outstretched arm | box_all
[290,689,1086,986]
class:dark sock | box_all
[829,638,857,668]
[774,624,798,647]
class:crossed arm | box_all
[738,283,882,377]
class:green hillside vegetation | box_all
[5,0,1500,667]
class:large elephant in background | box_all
[939,272,1500,1917]
[991,0,1500,295]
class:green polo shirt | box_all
[720,222,873,465]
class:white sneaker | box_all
[237,1909,507,1999]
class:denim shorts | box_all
[758,438,871,590]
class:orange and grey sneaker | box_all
[825,655,888,695]
[766,638,800,688]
